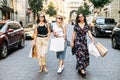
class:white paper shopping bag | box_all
[88,42,101,58]
[49,37,64,52]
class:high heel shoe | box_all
[78,69,86,78]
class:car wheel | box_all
[112,37,118,49]
[0,42,8,58]
[18,38,25,49]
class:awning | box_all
[1,6,14,13]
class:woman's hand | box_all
[45,37,49,41]
[71,42,74,48]
[92,40,95,44]
[53,32,59,37]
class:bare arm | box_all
[47,23,51,40]
[88,30,95,43]
[63,25,67,40]
[71,31,76,47]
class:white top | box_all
[53,23,64,37]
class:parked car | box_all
[91,18,116,37]
[111,23,120,49]
[24,23,35,39]
[0,20,25,58]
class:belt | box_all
[37,34,47,38]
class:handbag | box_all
[71,47,76,55]
[29,44,37,58]
[95,42,108,57]
[88,43,101,58]
[49,37,64,52]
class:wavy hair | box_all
[36,13,47,24]
[75,13,88,26]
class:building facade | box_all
[101,0,120,22]
[89,0,120,22]
[0,0,29,26]
[0,0,14,20]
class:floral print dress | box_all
[73,24,90,71]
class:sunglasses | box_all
[57,17,62,20]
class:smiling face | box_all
[56,15,63,23]
[39,14,45,22]
[78,14,84,22]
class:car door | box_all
[12,23,21,43]
[116,24,120,45]
[7,23,16,46]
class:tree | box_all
[28,0,43,22]
[89,0,112,8]
[28,0,43,14]
[46,2,57,17]
[77,2,91,16]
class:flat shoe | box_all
[39,69,43,73]
[44,68,48,73]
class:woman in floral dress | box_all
[71,13,94,78]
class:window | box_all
[96,18,105,24]
[12,23,21,30]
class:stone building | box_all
[0,0,29,26]
[0,0,14,20]
[89,0,120,22]
[101,0,120,22]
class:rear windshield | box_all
[96,18,115,24]
[0,23,5,31]
[26,24,33,28]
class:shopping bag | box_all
[49,37,64,52]
[71,47,76,55]
[88,43,101,58]
[95,42,108,57]
[29,44,37,58]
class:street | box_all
[0,24,120,80]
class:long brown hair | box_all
[36,13,47,24]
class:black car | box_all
[91,18,116,37]
[111,23,120,49]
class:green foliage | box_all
[28,0,43,13]
[1,0,8,6]
[46,2,57,17]
[77,2,91,16]
[89,0,112,8]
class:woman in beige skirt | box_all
[33,13,50,73]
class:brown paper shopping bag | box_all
[29,44,37,58]
[95,43,108,57]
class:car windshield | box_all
[0,23,5,32]
[96,18,115,24]
[96,18,105,24]
[105,19,115,24]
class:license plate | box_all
[105,30,111,33]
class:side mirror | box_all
[7,29,14,32]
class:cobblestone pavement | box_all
[0,24,120,80]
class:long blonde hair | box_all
[56,15,64,28]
